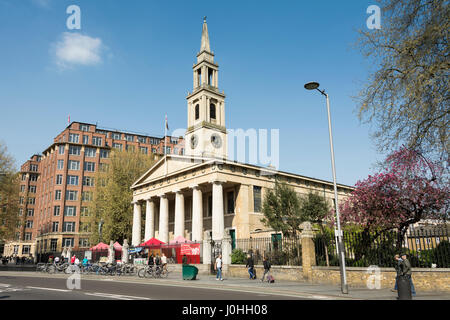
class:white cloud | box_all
[53,32,104,70]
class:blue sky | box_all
[0,0,385,186]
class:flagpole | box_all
[164,114,168,175]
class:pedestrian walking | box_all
[400,253,416,297]
[182,254,188,265]
[246,254,256,279]
[54,256,60,265]
[215,254,223,281]
[71,255,76,265]
[261,256,271,282]
[392,254,402,292]
[161,253,168,272]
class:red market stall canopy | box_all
[169,236,194,245]
[89,242,109,251]
[113,241,122,251]
[139,237,165,247]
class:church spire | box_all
[200,16,211,53]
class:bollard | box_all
[397,275,412,300]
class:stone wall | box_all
[228,265,450,292]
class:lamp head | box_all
[304,82,320,90]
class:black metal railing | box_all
[233,236,302,266]
[314,225,450,268]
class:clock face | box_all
[210,134,222,149]
[190,134,198,149]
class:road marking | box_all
[84,292,151,300]
[0,283,11,287]
[26,286,70,292]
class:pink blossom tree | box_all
[335,146,449,251]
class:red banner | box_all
[180,244,200,256]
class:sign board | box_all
[128,247,143,254]
[180,244,200,256]
[134,258,147,265]
[84,251,92,260]
[99,256,108,263]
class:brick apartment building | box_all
[3,122,184,258]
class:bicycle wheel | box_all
[137,268,146,278]
[47,265,56,274]
[161,269,169,278]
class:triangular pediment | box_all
[131,155,216,189]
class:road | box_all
[0,274,305,300]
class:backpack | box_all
[267,275,275,283]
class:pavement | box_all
[0,266,449,300]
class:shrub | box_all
[231,249,247,264]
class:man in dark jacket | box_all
[392,254,402,292]
[246,254,256,279]
[261,256,271,282]
[400,253,416,296]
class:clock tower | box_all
[185,18,227,159]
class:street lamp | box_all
[304,82,348,294]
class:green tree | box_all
[261,181,304,238]
[299,192,332,266]
[0,143,19,241]
[88,149,156,245]
[356,0,449,160]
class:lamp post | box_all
[304,82,348,294]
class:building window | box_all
[113,143,122,150]
[227,191,235,214]
[62,238,74,247]
[79,222,91,233]
[99,163,109,172]
[84,162,95,172]
[79,238,90,247]
[85,147,96,157]
[56,174,63,185]
[63,222,76,232]
[57,160,64,170]
[54,205,60,216]
[52,222,59,232]
[165,147,171,154]
[126,135,134,142]
[140,146,148,154]
[59,145,65,154]
[126,145,135,152]
[137,136,146,143]
[69,145,81,155]
[112,133,121,140]
[27,197,35,205]
[68,160,80,170]
[69,134,79,143]
[253,186,262,212]
[64,206,77,216]
[20,185,25,192]
[67,175,79,186]
[80,124,90,132]
[82,191,93,202]
[21,173,27,181]
[55,190,62,200]
[30,174,38,182]
[24,233,32,241]
[50,239,58,251]
[82,176,95,187]
[81,207,91,217]
[19,197,24,204]
[22,245,31,255]
[92,136,102,147]
[25,220,33,229]
[210,103,216,119]
[28,185,36,193]
[174,148,178,155]
[19,208,23,216]
[195,104,199,120]
[65,190,78,201]
[100,149,109,158]
[27,209,34,217]
[152,148,157,154]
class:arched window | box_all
[210,103,216,119]
[195,104,199,120]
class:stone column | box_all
[131,201,142,246]
[301,222,316,281]
[144,199,155,241]
[122,239,129,264]
[174,190,185,238]
[203,231,211,265]
[211,180,225,241]
[191,185,203,242]
[222,232,232,276]
[158,194,169,243]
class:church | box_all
[130,19,353,247]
